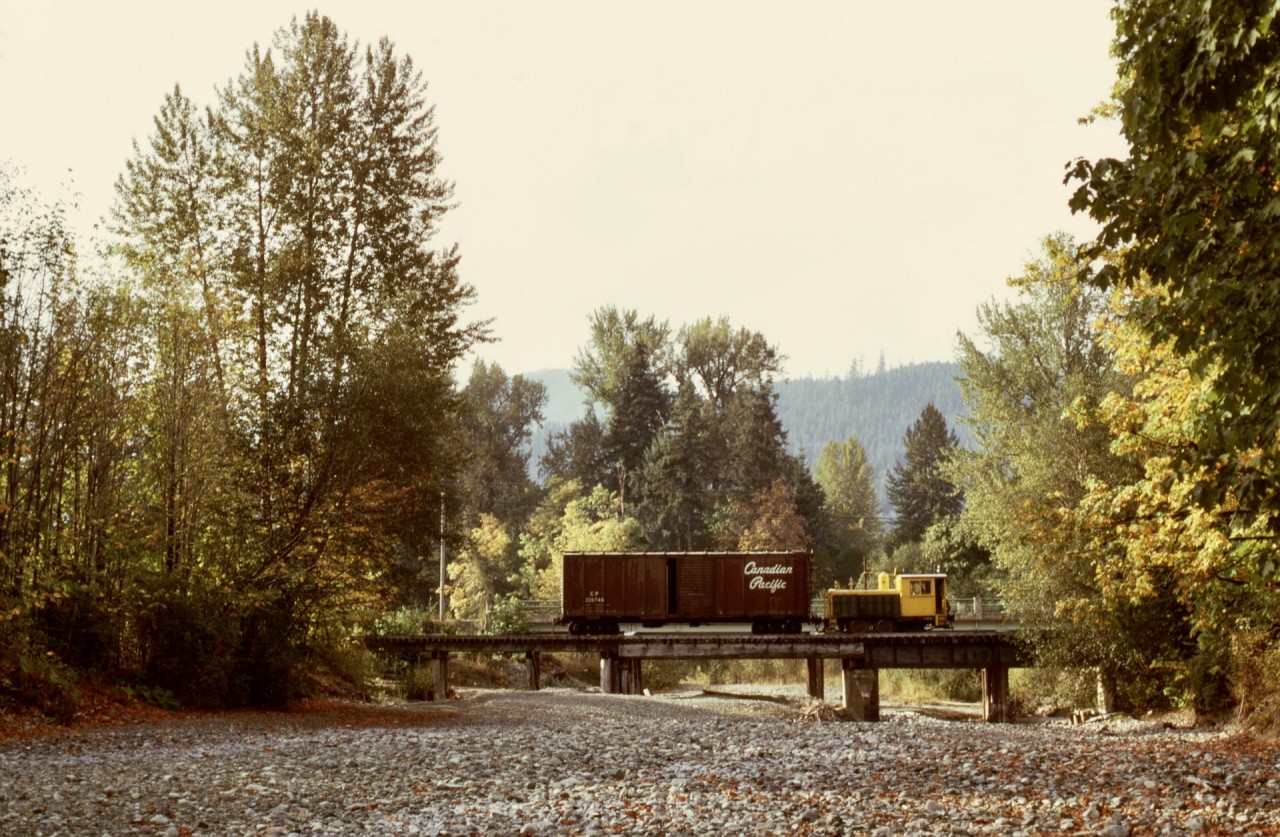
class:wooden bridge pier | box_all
[806,657,824,700]
[525,650,541,691]
[599,654,645,695]
[429,650,449,701]
[982,665,1010,723]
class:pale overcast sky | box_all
[0,1,1126,379]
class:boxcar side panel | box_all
[563,553,670,621]
[564,550,812,627]
[714,552,810,621]
[619,554,667,619]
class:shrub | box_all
[486,594,529,635]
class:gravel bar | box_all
[1,687,1278,836]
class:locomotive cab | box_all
[895,573,949,628]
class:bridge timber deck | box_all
[366,631,1030,722]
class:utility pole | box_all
[439,490,447,622]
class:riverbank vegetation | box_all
[3,4,1280,729]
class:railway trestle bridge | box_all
[365,631,1030,723]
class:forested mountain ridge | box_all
[777,362,965,503]
[524,361,965,504]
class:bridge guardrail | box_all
[518,599,561,623]
[950,597,1008,619]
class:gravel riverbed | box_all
[1,686,1278,836]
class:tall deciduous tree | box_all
[815,437,883,584]
[1068,1,1280,529]
[0,168,146,680]
[458,360,546,532]
[676,316,783,410]
[1078,278,1279,708]
[886,403,961,547]
[951,235,1167,703]
[112,13,487,704]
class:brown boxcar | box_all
[557,551,812,634]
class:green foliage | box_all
[486,594,530,635]
[32,584,122,673]
[814,437,884,584]
[636,380,713,549]
[136,582,239,709]
[676,315,783,409]
[693,658,806,686]
[1009,668,1099,715]
[448,513,518,621]
[127,684,182,712]
[0,13,490,713]
[776,361,966,506]
[402,664,435,701]
[459,361,547,533]
[1069,1,1280,522]
[518,482,644,600]
[950,234,1168,692]
[372,605,439,637]
[886,404,961,547]
[570,307,672,489]
[1063,2,1280,711]
[541,309,812,558]
[0,633,81,720]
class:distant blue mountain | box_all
[522,369,591,425]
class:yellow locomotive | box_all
[825,571,951,633]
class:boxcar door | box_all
[675,555,715,620]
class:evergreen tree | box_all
[726,386,789,501]
[540,412,611,491]
[570,307,672,499]
[636,381,712,550]
[886,403,961,547]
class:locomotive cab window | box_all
[909,579,932,596]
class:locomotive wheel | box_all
[874,619,896,633]
[848,620,873,634]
